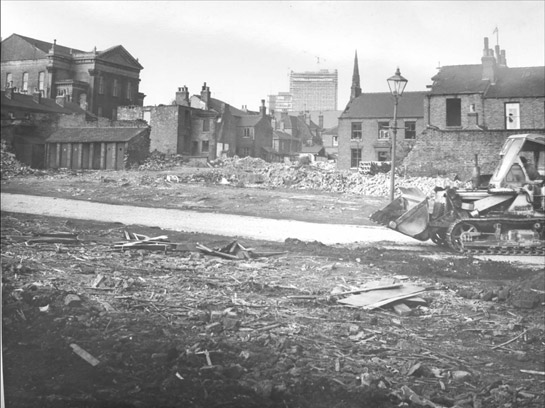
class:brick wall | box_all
[402,128,542,179]
[149,106,179,154]
[483,98,545,129]
[126,129,151,168]
[337,117,425,170]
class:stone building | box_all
[1,34,145,119]
[337,52,426,170]
[404,37,545,178]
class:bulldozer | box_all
[370,134,545,255]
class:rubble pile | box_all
[0,140,38,179]
[202,157,466,197]
[137,150,187,171]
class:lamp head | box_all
[387,67,408,97]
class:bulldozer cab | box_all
[489,134,545,189]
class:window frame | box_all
[203,118,210,132]
[332,135,338,147]
[243,127,252,138]
[351,122,362,140]
[377,151,389,161]
[6,73,13,87]
[201,140,209,153]
[446,98,462,127]
[22,72,29,93]
[113,79,119,97]
[38,72,45,94]
[404,121,416,139]
[350,148,362,168]
[126,81,132,101]
[378,121,390,139]
[505,102,521,130]
[98,76,104,95]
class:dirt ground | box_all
[2,167,545,408]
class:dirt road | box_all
[1,192,425,246]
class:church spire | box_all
[350,50,362,100]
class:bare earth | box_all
[1,167,544,408]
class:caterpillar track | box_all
[446,218,545,256]
[369,134,545,256]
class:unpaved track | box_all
[1,193,427,246]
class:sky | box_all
[1,1,544,111]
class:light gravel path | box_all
[1,193,427,246]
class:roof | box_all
[341,91,426,119]
[430,64,545,98]
[485,66,545,98]
[46,127,148,143]
[208,97,253,117]
[1,91,87,115]
[273,130,300,141]
[2,33,83,58]
[238,115,264,127]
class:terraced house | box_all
[1,34,145,119]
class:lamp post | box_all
[387,67,408,202]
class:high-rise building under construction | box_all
[289,69,338,112]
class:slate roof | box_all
[9,33,84,55]
[46,128,147,143]
[273,130,299,141]
[1,91,86,115]
[238,115,264,127]
[341,92,426,119]
[207,97,254,117]
[430,65,545,98]
[301,145,325,154]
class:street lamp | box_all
[387,67,408,202]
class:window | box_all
[333,136,338,147]
[38,72,45,94]
[378,121,390,139]
[113,79,119,97]
[126,82,132,101]
[22,72,29,93]
[243,127,252,138]
[505,102,520,130]
[446,98,461,127]
[241,147,251,156]
[351,148,362,168]
[378,151,389,161]
[405,121,416,139]
[203,119,210,131]
[202,140,209,153]
[351,122,362,140]
[98,76,104,95]
[97,106,103,117]
[6,73,12,87]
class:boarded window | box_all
[446,98,461,127]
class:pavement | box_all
[3,193,544,269]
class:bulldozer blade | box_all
[370,187,430,241]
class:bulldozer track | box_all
[449,217,545,256]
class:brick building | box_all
[1,34,145,119]
[118,84,274,161]
[403,37,545,179]
[337,52,426,170]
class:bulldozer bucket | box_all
[370,187,430,241]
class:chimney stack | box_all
[481,37,496,84]
[200,82,211,109]
[319,114,324,129]
[260,99,266,116]
[176,85,190,106]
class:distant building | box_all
[268,92,293,112]
[290,69,338,111]
[338,51,426,170]
[1,34,145,119]
[118,84,274,161]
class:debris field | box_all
[2,211,544,408]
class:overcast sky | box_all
[2,1,544,111]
